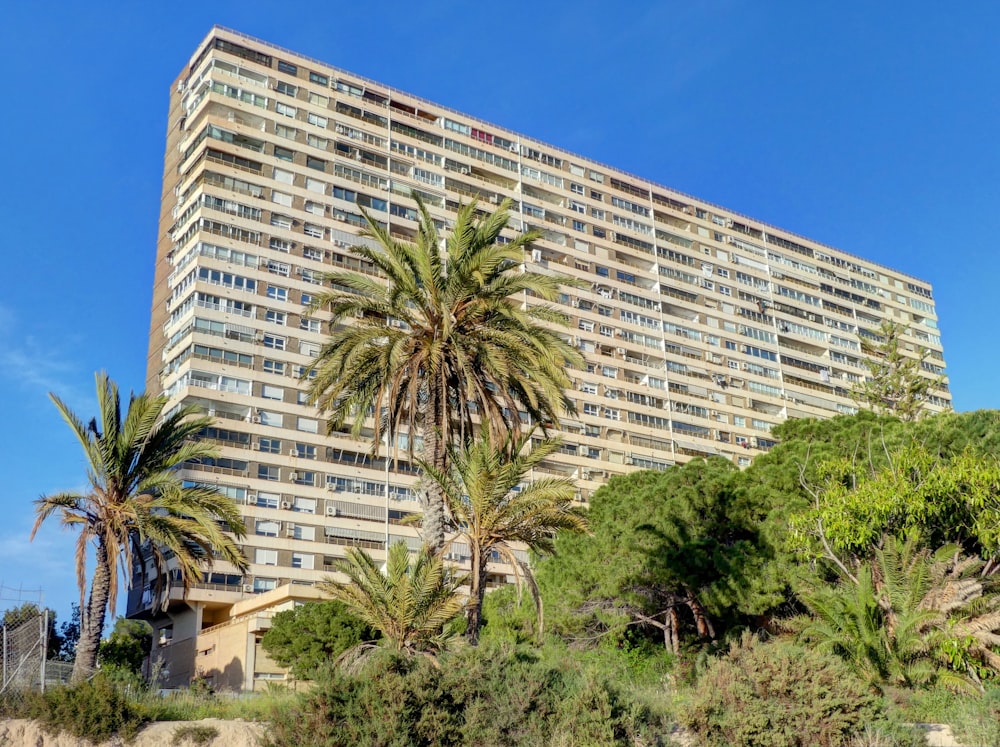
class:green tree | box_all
[539,458,780,653]
[261,600,373,679]
[305,199,581,550]
[796,534,1000,690]
[421,430,587,643]
[852,320,942,421]
[32,372,248,682]
[0,603,63,660]
[98,618,152,675]
[318,541,465,664]
[790,444,1000,564]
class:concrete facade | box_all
[131,27,950,689]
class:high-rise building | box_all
[130,26,950,689]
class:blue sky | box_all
[1,1,997,623]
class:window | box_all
[307,91,329,106]
[265,310,286,325]
[273,146,294,162]
[275,102,297,118]
[270,237,290,252]
[306,177,326,194]
[255,520,279,537]
[307,112,328,128]
[593,227,606,239]
[292,525,315,541]
[293,496,316,513]
[293,443,317,460]
[259,438,281,454]
[303,223,324,238]
[255,549,278,566]
[300,341,320,357]
[583,403,600,417]
[293,471,315,486]
[267,285,287,301]
[306,156,326,171]
[307,134,328,149]
[570,183,584,195]
[572,220,586,232]
[273,168,294,185]
[253,578,277,593]
[275,81,297,96]
[262,334,286,350]
[302,246,323,261]
[277,60,297,75]
[300,293,314,307]
[259,410,283,427]
[262,359,285,375]
[275,123,296,140]
[590,207,605,220]
[258,465,280,481]
[271,191,293,207]
[300,318,321,333]
[261,384,284,401]
[305,201,324,216]
[297,417,319,433]
[308,71,329,86]
[291,553,314,570]
[255,491,279,509]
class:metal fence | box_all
[1,609,48,705]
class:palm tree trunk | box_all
[420,382,447,552]
[71,543,111,683]
[665,607,680,655]
[467,546,488,644]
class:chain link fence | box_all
[0,608,48,708]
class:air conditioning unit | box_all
[326,505,338,516]
[242,584,254,593]
[582,470,593,480]
[531,249,542,262]
[286,525,297,537]
[289,448,299,456]
[280,501,291,510]
[623,456,633,466]
[616,347,626,355]
[246,493,257,504]
[289,472,299,482]
[336,215,348,221]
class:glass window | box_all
[277,60,297,75]
[255,520,279,537]
[258,464,280,481]
[309,71,329,86]
[255,549,278,565]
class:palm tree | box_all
[421,430,588,643]
[305,198,582,550]
[796,533,1000,690]
[32,373,248,682]
[318,541,465,665]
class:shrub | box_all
[172,723,220,745]
[680,633,913,747]
[24,673,147,743]
[265,643,670,746]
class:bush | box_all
[680,633,916,747]
[266,642,670,746]
[172,723,220,745]
[24,673,147,743]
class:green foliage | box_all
[421,429,586,641]
[791,445,1000,560]
[23,673,147,743]
[265,643,670,747]
[305,198,581,548]
[0,603,64,660]
[318,541,465,659]
[539,457,780,650]
[99,616,153,674]
[262,600,373,679]
[172,723,219,746]
[796,535,1000,689]
[34,372,249,681]
[851,320,941,422]
[680,633,909,747]
[900,685,1000,747]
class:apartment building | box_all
[130,26,950,689]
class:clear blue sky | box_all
[2,1,997,624]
